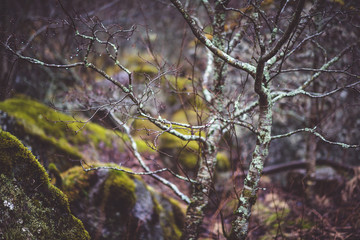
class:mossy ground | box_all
[0,130,90,240]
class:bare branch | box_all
[273,42,359,103]
[271,127,359,149]
[169,0,256,76]
[3,41,84,69]
[108,109,192,204]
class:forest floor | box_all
[127,153,360,240]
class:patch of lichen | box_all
[0,130,90,239]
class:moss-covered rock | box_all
[0,130,90,240]
[61,164,185,240]
[0,96,153,171]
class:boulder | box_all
[0,130,90,240]
[61,164,185,240]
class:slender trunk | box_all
[181,146,218,240]
[305,48,320,203]
[229,102,272,239]
[305,133,317,202]
[182,122,222,239]
[230,55,273,238]
[182,1,228,238]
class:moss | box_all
[215,152,231,172]
[0,96,127,150]
[0,96,132,170]
[158,130,201,171]
[62,163,137,215]
[135,139,156,153]
[132,117,161,137]
[178,151,199,170]
[171,109,201,125]
[61,164,146,239]
[150,188,185,240]
[160,131,200,149]
[0,130,90,240]
[168,198,186,231]
[0,96,84,159]
[165,76,191,92]
[0,130,49,184]
[102,168,137,216]
[85,123,123,149]
[123,53,158,75]
[61,166,94,203]
[48,163,63,189]
[132,64,158,74]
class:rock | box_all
[61,164,185,240]
[0,130,90,240]
[0,96,153,172]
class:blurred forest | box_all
[1,0,360,239]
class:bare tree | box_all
[2,0,360,239]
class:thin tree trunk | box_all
[182,1,228,238]
[181,147,217,240]
[229,102,272,239]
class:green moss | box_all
[85,123,123,149]
[165,76,191,92]
[48,163,63,189]
[135,139,156,153]
[0,130,90,239]
[62,163,137,215]
[178,151,199,170]
[0,96,133,170]
[123,53,158,75]
[0,96,84,159]
[171,109,200,125]
[150,188,185,240]
[168,198,186,232]
[61,166,94,203]
[132,117,161,137]
[215,152,231,172]
[102,168,137,216]
[132,64,158,74]
[0,130,49,183]
[159,131,201,170]
[0,96,128,150]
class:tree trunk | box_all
[181,138,219,240]
[229,95,273,239]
